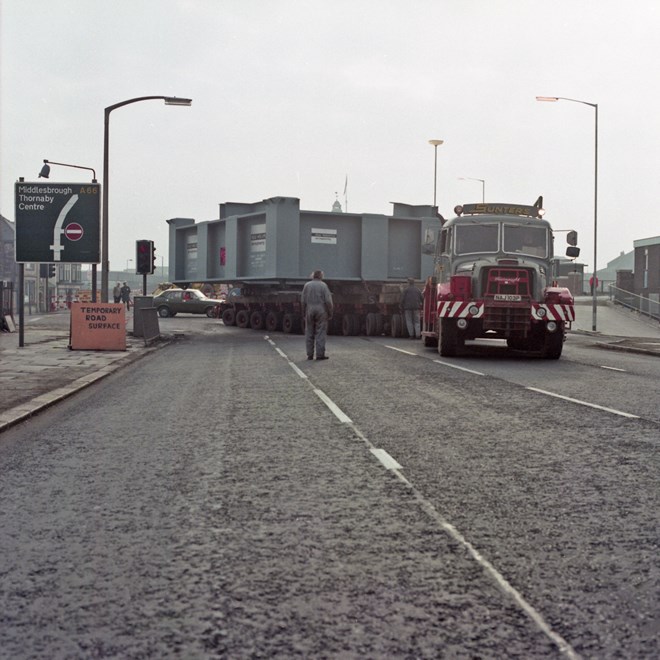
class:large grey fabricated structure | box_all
[167,196,442,336]
[167,197,440,284]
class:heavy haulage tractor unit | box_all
[421,199,580,359]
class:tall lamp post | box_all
[39,159,99,301]
[101,95,192,302]
[428,139,444,208]
[536,95,598,331]
[458,177,485,202]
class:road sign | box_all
[15,181,100,263]
[64,222,84,241]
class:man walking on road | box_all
[301,270,333,360]
[400,278,424,339]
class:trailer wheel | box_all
[265,311,282,332]
[438,319,462,357]
[282,313,296,333]
[250,310,266,330]
[390,314,403,338]
[365,313,379,336]
[342,314,360,336]
[236,309,251,328]
[221,308,236,326]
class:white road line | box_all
[407,488,579,660]
[433,360,485,376]
[370,447,403,470]
[384,345,417,355]
[601,365,626,372]
[267,336,580,657]
[314,388,353,424]
[526,386,639,419]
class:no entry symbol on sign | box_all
[64,222,84,241]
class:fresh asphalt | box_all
[1,299,659,434]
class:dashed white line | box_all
[601,365,626,372]
[433,360,485,376]
[313,388,353,424]
[370,447,403,470]
[384,344,417,356]
[526,386,639,419]
[266,336,581,657]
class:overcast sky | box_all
[2,0,659,273]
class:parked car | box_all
[152,288,224,317]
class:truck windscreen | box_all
[455,224,499,255]
[503,225,548,258]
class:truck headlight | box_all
[537,307,547,318]
[457,318,468,330]
[547,321,558,332]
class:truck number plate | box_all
[494,294,522,302]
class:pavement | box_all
[1,299,659,434]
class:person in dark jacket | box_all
[301,270,333,360]
[120,282,131,310]
[400,278,424,339]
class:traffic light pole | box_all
[143,273,147,296]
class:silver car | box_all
[153,288,223,318]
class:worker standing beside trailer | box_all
[301,270,334,360]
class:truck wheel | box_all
[222,308,236,326]
[423,334,438,348]
[438,319,461,357]
[250,310,266,330]
[265,311,282,332]
[236,309,250,328]
[542,330,563,359]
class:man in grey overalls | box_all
[301,270,333,360]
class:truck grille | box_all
[483,268,531,297]
[482,267,532,334]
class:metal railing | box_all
[609,285,660,321]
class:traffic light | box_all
[136,240,151,274]
[151,243,157,275]
[49,264,56,278]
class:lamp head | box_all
[38,163,50,178]
[164,97,193,106]
[428,139,444,147]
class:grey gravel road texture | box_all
[2,330,564,659]
[1,311,658,658]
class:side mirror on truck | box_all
[566,246,580,258]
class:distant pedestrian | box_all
[120,282,131,310]
[589,275,599,295]
[113,282,122,304]
[400,278,424,339]
[301,270,333,360]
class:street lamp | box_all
[458,177,485,202]
[428,139,444,208]
[536,95,598,331]
[39,159,97,182]
[38,158,99,300]
[101,95,192,302]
